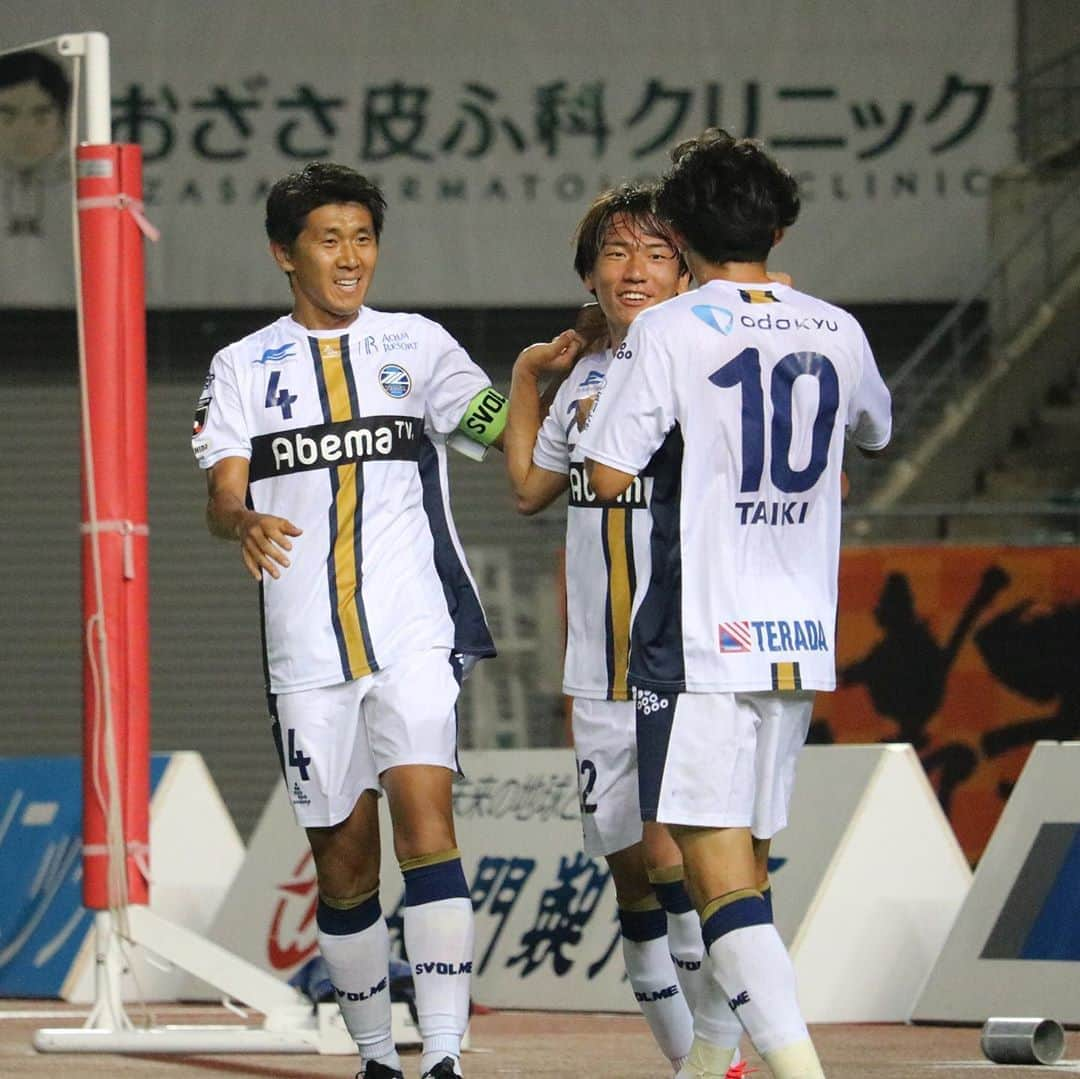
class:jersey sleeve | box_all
[191,351,251,469]
[531,367,576,473]
[846,329,892,451]
[577,321,676,473]
[424,324,493,435]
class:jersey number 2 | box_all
[708,347,839,494]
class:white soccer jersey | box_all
[533,349,652,701]
[578,279,891,694]
[192,310,495,694]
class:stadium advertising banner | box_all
[815,545,1080,864]
[3,0,1013,307]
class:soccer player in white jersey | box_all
[504,185,750,1077]
[192,163,508,1079]
[580,131,891,1079]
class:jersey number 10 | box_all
[708,348,839,494]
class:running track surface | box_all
[1,1002,1078,1077]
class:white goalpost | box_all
[9,29,355,1057]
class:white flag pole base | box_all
[32,908,386,1055]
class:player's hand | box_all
[574,302,609,354]
[236,512,302,581]
[767,270,793,287]
[515,329,584,378]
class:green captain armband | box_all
[458,386,508,447]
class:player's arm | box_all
[505,330,581,514]
[206,456,302,582]
[585,460,637,501]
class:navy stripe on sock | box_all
[702,895,771,952]
[403,857,469,906]
[316,893,381,936]
[654,878,694,916]
[619,906,668,943]
[762,886,774,924]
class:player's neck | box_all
[687,251,773,286]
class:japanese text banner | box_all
[2,0,1013,306]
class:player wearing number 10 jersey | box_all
[582,129,890,1079]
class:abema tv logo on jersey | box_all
[719,619,830,653]
[378,363,412,399]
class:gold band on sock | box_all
[647,863,686,886]
[399,847,461,873]
[759,878,771,895]
[619,892,663,913]
[700,887,762,923]
[319,883,379,910]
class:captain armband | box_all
[457,386,508,448]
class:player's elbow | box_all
[514,490,546,516]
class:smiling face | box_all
[271,202,378,330]
[584,212,686,348]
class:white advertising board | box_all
[2,0,1013,307]
[206,744,969,1019]
[913,742,1080,1025]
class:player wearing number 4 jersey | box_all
[582,130,890,1079]
[193,163,505,1079]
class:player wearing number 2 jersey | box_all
[506,186,751,1077]
[582,130,890,1079]
[194,164,505,1079]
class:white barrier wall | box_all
[206,745,969,1019]
[914,741,1080,1025]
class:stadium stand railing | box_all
[845,170,1080,522]
[1017,41,1080,166]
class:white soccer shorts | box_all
[272,647,461,828]
[571,697,644,857]
[636,689,814,837]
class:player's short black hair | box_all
[265,162,387,246]
[657,128,800,264]
[573,182,685,280]
[0,50,71,111]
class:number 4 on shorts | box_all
[287,728,311,781]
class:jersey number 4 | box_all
[708,347,839,494]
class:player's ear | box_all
[270,241,295,275]
[772,227,786,248]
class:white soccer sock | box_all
[317,901,400,1068]
[405,894,474,1071]
[620,910,694,1067]
[706,921,815,1066]
[665,906,709,1013]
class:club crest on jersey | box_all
[575,394,600,432]
[256,343,296,364]
[691,304,734,335]
[378,363,412,399]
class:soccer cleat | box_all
[421,1056,464,1078]
[359,1062,405,1079]
[726,1064,757,1078]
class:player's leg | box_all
[646,825,746,1072]
[574,697,693,1072]
[274,686,402,1076]
[372,648,473,1079]
[642,691,823,1078]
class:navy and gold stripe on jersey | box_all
[739,288,778,304]
[631,426,686,693]
[310,335,377,681]
[771,661,802,691]
[600,506,636,701]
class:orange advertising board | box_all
[815,546,1079,862]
